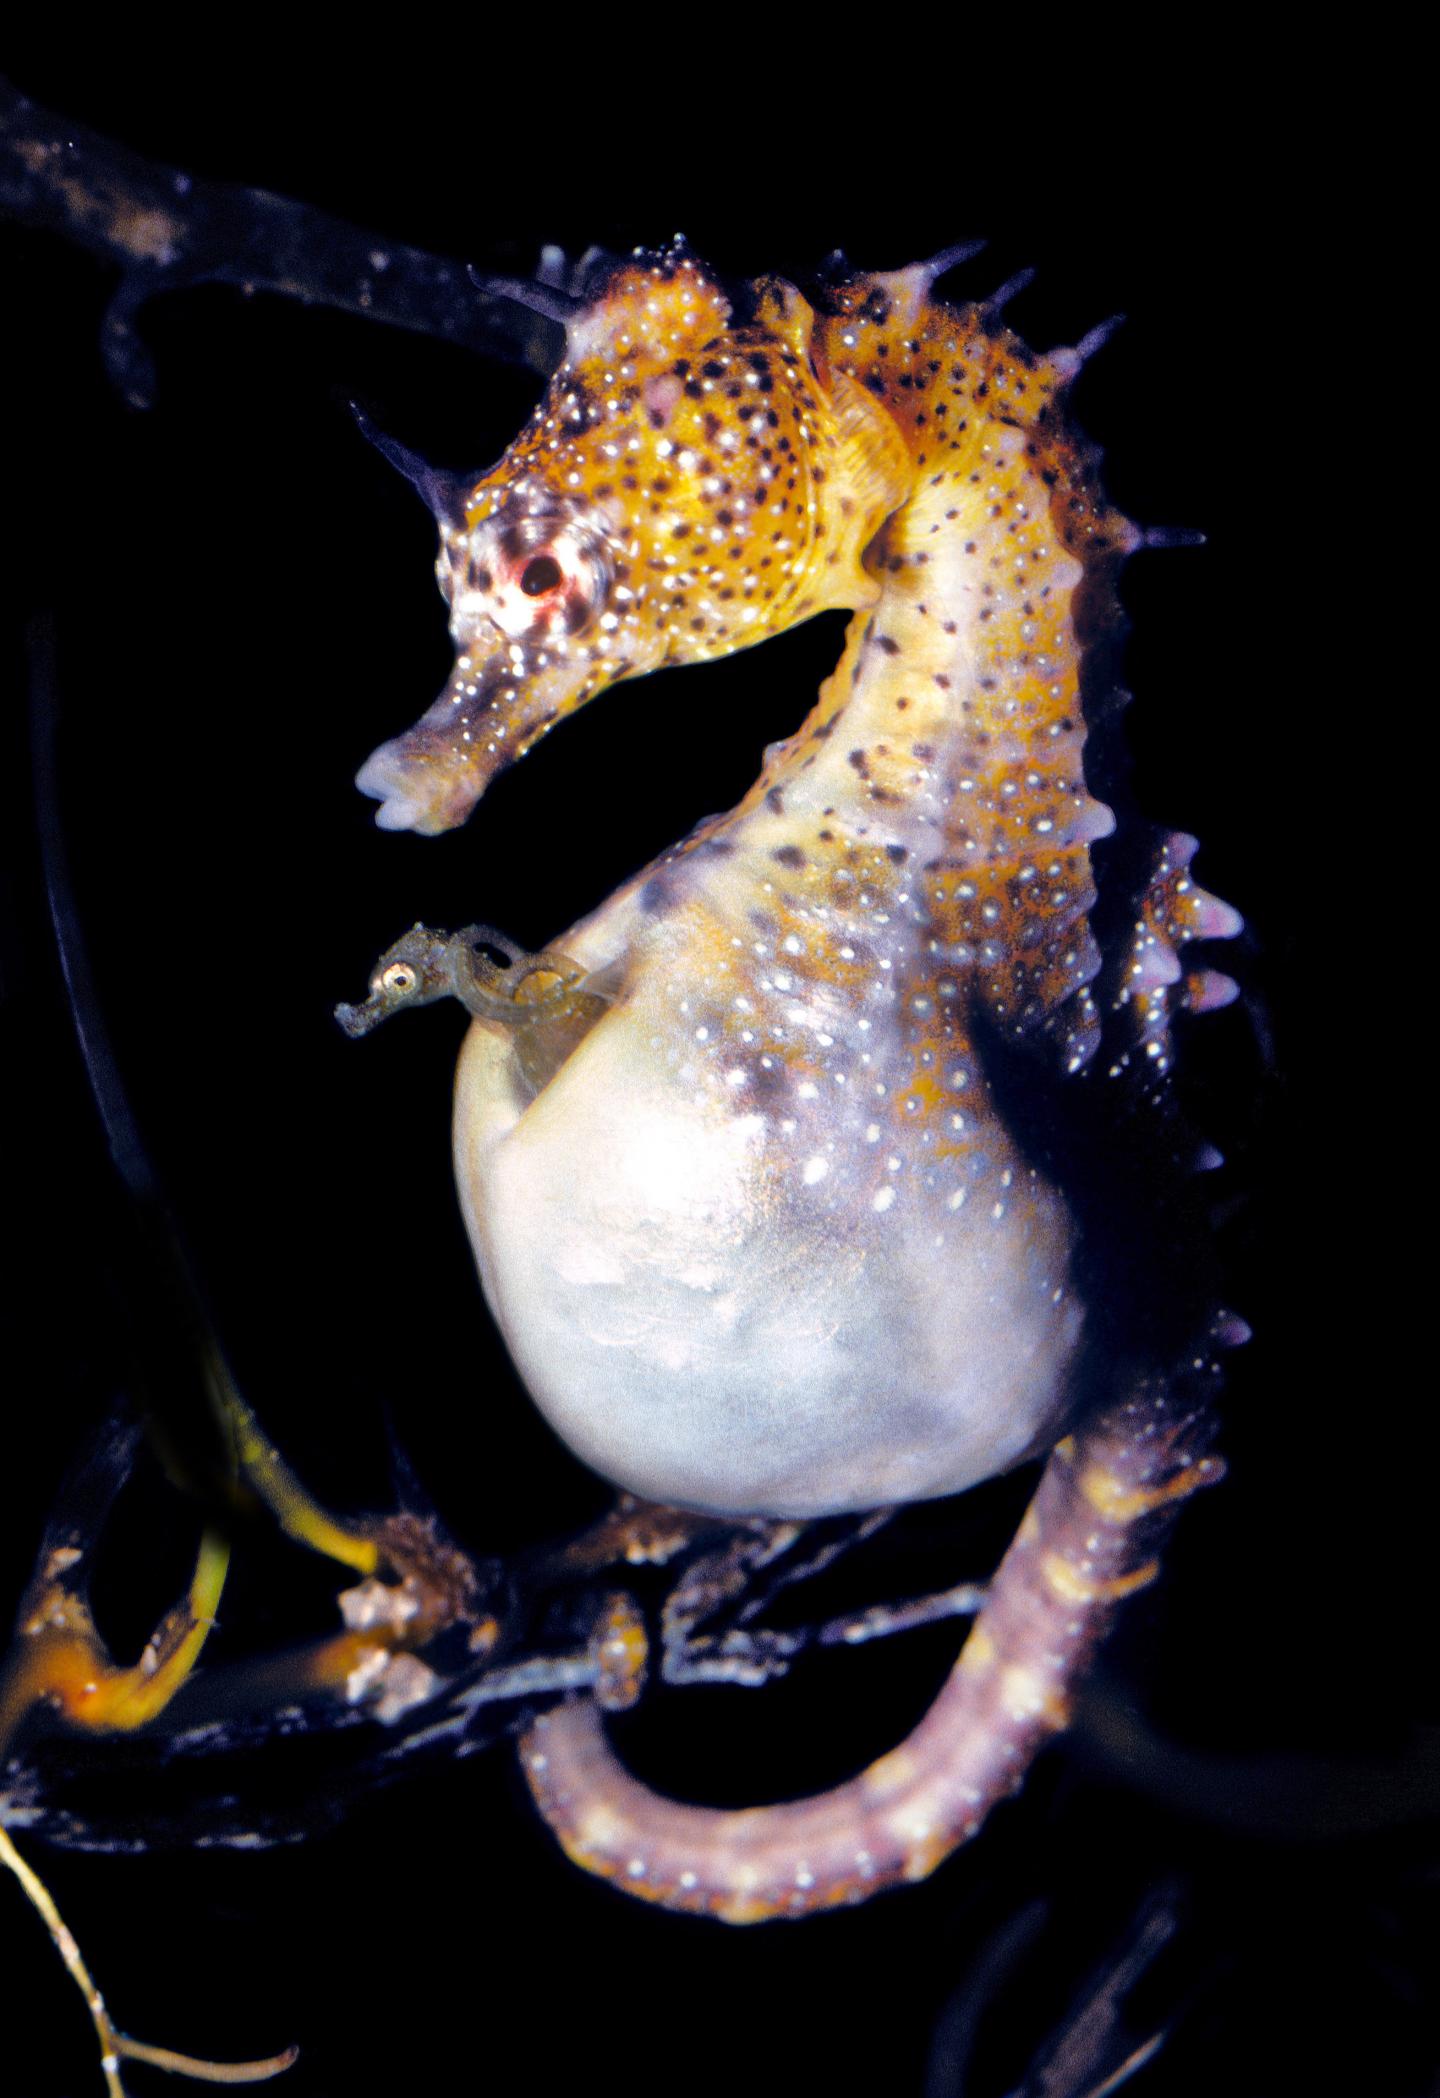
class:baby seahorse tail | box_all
[519,1358,1224,1922]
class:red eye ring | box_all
[520,554,563,597]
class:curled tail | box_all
[519,1335,1228,1922]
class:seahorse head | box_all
[356,240,910,833]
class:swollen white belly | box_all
[452,999,1086,1520]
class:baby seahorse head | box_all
[356,239,912,833]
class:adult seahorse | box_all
[347,238,1243,1921]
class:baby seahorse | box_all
[349,239,1243,1921]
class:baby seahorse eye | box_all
[381,962,418,995]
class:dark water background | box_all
[2,52,1429,2098]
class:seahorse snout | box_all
[355,661,528,833]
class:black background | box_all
[3,49,1430,2098]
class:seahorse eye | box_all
[443,503,614,652]
[380,962,418,995]
[520,554,563,597]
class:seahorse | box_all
[347,238,1243,1922]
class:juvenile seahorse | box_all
[350,239,1243,1921]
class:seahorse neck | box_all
[733,445,1110,877]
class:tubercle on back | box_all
[806,258,1243,1094]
